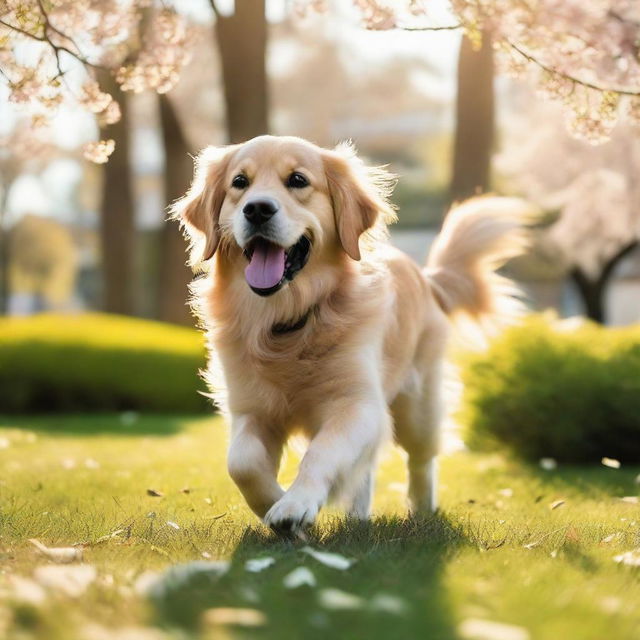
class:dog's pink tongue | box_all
[245,240,286,290]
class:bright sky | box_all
[1,0,460,224]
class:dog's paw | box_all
[264,495,319,535]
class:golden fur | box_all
[172,135,528,531]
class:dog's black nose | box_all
[243,198,279,225]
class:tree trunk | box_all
[158,94,194,326]
[570,269,605,323]
[214,0,269,143]
[98,71,135,315]
[449,31,495,205]
[0,186,9,314]
[570,240,639,324]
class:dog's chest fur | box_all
[203,270,389,425]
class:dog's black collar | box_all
[272,307,314,335]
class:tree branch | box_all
[208,0,221,19]
[599,239,639,285]
[396,23,462,32]
[36,0,84,58]
[0,16,104,73]
[507,40,640,97]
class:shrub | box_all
[460,315,640,463]
[0,313,208,413]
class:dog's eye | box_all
[231,174,249,189]
[287,172,309,189]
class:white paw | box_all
[264,494,319,534]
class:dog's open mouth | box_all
[243,235,311,297]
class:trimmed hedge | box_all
[460,316,640,463]
[0,313,208,413]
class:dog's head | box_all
[172,135,396,297]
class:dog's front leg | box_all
[227,415,285,518]
[264,396,389,533]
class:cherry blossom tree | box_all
[0,0,193,162]
[296,0,640,145]
[497,100,640,323]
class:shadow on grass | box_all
[149,513,466,639]
[0,413,206,436]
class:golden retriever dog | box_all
[172,135,527,534]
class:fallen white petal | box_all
[245,557,276,573]
[29,539,83,563]
[166,521,180,530]
[458,618,530,640]
[133,571,161,596]
[239,586,261,604]
[33,564,97,598]
[539,458,557,471]
[302,546,354,570]
[119,411,139,426]
[7,575,48,605]
[498,488,513,498]
[318,588,365,610]
[80,622,169,640]
[602,457,621,469]
[369,593,407,615]
[283,566,316,589]
[613,549,640,567]
[145,561,230,600]
[203,607,266,627]
[620,496,639,504]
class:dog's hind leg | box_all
[227,415,285,518]
[392,363,444,514]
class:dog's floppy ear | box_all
[323,142,396,261]
[170,145,237,267]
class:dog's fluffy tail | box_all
[425,196,534,324]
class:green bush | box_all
[0,313,208,413]
[460,315,640,463]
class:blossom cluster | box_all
[496,98,640,276]
[455,0,640,144]
[0,0,192,162]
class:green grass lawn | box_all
[1,415,639,640]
